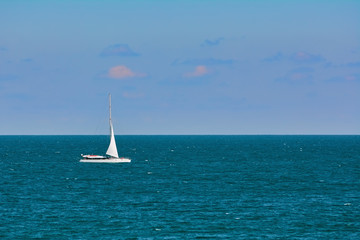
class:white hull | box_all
[80,158,131,163]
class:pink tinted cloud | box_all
[108,65,145,79]
[184,65,209,77]
[291,51,324,63]
[290,73,306,80]
[345,74,358,81]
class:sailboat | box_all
[80,94,131,163]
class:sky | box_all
[0,0,359,135]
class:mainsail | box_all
[105,94,119,158]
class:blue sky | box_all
[1,0,359,135]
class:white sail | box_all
[105,94,119,158]
[106,121,119,158]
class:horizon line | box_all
[1,134,359,136]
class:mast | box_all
[109,93,112,130]
[106,93,119,158]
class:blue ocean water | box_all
[1,135,359,239]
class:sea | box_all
[1,135,359,239]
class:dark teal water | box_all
[1,135,359,239]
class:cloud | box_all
[201,37,224,47]
[108,65,145,79]
[327,74,360,83]
[0,74,18,81]
[346,61,360,68]
[183,65,209,78]
[173,58,235,66]
[276,67,314,83]
[322,61,360,69]
[100,44,139,57]
[290,51,325,63]
[263,51,325,64]
[22,58,33,62]
[262,52,284,62]
[344,74,359,81]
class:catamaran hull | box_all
[80,158,131,163]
